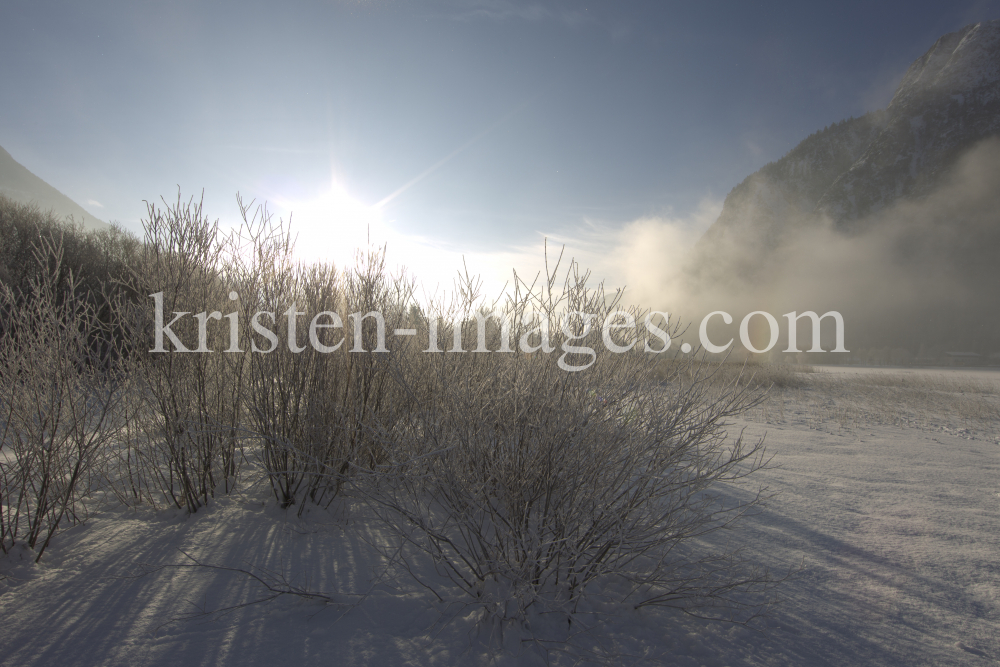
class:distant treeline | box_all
[0,194,141,312]
[0,195,149,372]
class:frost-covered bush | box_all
[107,194,245,512]
[357,253,776,625]
[0,233,126,561]
[229,200,417,511]
[101,193,420,513]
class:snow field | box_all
[0,368,997,666]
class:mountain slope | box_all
[819,21,1000,228]
[697,112,885,250]
[0,145,108,232]
[681,20,1000,354]
[700,20,1000,245]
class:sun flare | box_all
[274,181,386,271]
[273,180,504,304]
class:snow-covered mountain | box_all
[705,21,1000,245]
[701,20,1000,245]
[700,113,886,249]
[820,21,1000,228]
[683,21,1000,354]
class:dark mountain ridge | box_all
[683,20,1000,357]
[819,21,1000,228]
[700,20,1000,245]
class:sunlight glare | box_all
[274,180,517,308]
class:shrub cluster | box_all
[0,192,776,624]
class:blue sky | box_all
[3,0,999,298]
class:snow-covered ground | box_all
[1,368,997,666]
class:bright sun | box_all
[273,180,492,303]
[268,179,607,312]
[275,180,387,271]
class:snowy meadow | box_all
[1,366,997,666]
